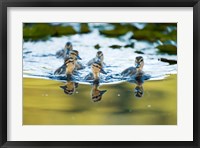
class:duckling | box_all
[92,61,107,80]
[134,85,144,98]
[65,57,76,79]
[134,74,144,98]
[87,51,104,66]
[64,50,81,61]
[91,83,107,102]
[56,42,73,58]
[121,56,144,77]
[54,50,82,75]
[64,50,85,70]
[60,81,79,95]
[85,61,107,82]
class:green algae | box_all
[99,23,138,37]
[23,23,77,41]
[80,23,91,33]
[94,44,101,49]
[157,44,177,54]
[23,23,177,54]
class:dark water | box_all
[23,75,177,125]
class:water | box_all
[23,25,177,84]
[23,23,177,125]
[23,75,177,125]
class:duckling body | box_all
[85,61,107,82]
[56,42,73,58]
[121,67,137,77]
[65,57,76,75]
[121,56,144,77]
[87,51,105,66]
[75,61,85,70]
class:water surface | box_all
[23,75,177,125]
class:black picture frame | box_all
[0,0,199,147]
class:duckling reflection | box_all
[87,51,105,66]
[121,56,144,77]
[129,74,150,98]
[56,42,73,58]
[91,82,107,102]
[60,81,79,95]
[134,85,144,98]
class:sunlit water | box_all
[23,25,177,84]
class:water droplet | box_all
[117,94,120,96]
[76,91,79,94]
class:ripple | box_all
[23,28,177,84]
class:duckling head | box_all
[64,42,73,51]
[96,51,104,62]
[91,84,107,102]
[69,50,82,60]
[135,56,144,71]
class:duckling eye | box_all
[93,64,101,69]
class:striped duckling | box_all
[64,50,85,70]
[54,50,82,75]
[56,42,73,58]
[121,56,144,77]
[87,51,104,66]
[84,61,107,82]
[60,81,79,95]
[91,83,107,102]
[64,50,82,61]
[92,61,107,81]
[65,57,76,79]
